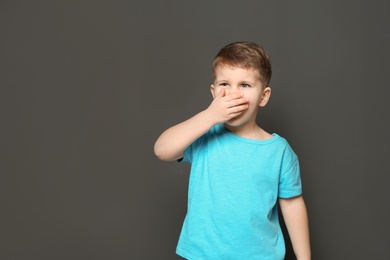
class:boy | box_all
[154,42,310,259]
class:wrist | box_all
[200,108,220,127]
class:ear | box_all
[259,87,271,107]
[210,84,216,98]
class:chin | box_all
[225,117,247,127]
[225,112,256,128]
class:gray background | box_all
[1,0,389,259]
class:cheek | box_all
[211,87,219,98]
[219,87,233,97]
[216,87,224,95]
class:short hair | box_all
[212,41,272,86]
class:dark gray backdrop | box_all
[1,0,389,259]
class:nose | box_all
[227,85,241,96]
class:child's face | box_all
[211,66,271,128]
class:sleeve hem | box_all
[278,190,302,199]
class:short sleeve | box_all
[278,147,302,198]
[177,131,208,164]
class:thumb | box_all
[218,88,226,97]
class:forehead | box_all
[214,65,261,81]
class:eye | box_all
[220,83,228,87]
[241,83,250,88]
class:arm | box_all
[154,88,248,161]
[279,195,311,260]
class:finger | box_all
[228,103,249,114]
[227,97,249,108]
[218,88,226,97]
[224,92,245,102]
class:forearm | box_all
[279,196,311,260]
[154,109,215,161]
[154,89,248,161]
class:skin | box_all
[210,66,272,140]
[154,65,311,259]
[279,196,311,260]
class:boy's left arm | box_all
[279,195,311,260]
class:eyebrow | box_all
[215,80,256,85]
[239,80,256,85]
[215,80,227,84]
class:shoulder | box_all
[272,134,294,150]
[271,134,298,164]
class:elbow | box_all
[153,142,165,161]
[153,142,170,161]
[154,142,182,162]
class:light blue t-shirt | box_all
[176,124,302,260]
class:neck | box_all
[224,122,272,140]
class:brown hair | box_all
[212,41,272,86]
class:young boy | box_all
[154,42,310,260]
